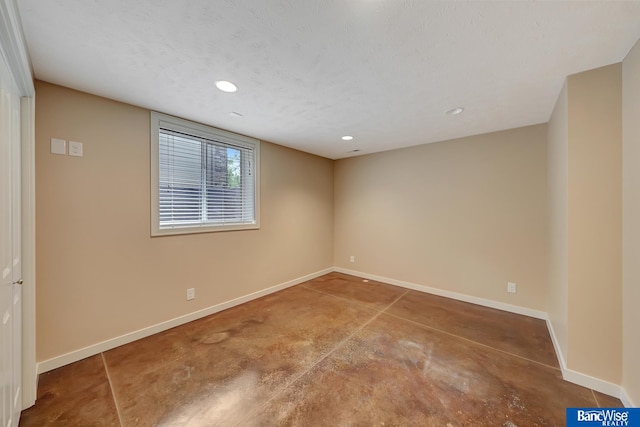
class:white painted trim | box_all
[0,0,34,96]
[546,312,628,404]
[333,267,547,319]
[563,368,622,399]
[20,95,35,409]
[37,265,635,407]
[37,268,332,374]
[620,388,636,408]
[336,267,637,405]
[0,1,36,409]
[545,316,568,374]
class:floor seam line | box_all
[592,389,601,407]
[381,289,409,314]
[101,352,124,427]
[381,311,562,372]
[235,305,384,425]
[301,285,387,313]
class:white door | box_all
[0,46,22,427]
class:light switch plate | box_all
[51,138,66,155]
[69,141,83,157]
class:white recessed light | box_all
[215,80,238,93]
[229,111,243,117]
[341,135,354,141]
[445,107,464,116]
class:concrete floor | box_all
[20,272,623,426]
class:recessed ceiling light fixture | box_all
[215,80,238,93]
[229,111,243,117]
[445,107,464,116]
[341,135,354,141]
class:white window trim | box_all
[150,111,260,236]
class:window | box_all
[151,112,260,236]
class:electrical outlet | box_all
[507,282,517,294]
[350,255,355,263]
[69,141,83,157]
[186,288,195,300]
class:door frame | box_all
[0,0,36,409]
[20,94,35,410]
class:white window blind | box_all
[151,112,260,236]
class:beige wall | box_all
[548,64,623,385]
[35,81,334,362]
[547,82,569,360]
[566,64,622,383]
[34,57,636,397]
[334,125,549,310]
[622,40,640,406]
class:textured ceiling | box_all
[16,0,640,159]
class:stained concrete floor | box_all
[20,272,623,426]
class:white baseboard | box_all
[36,265,636,409]
[336,267,636,406]
[545,316,568,373]
[620,388,636,408]
[563,368,622,399]
[37,268,332,374]
[546,316,632,406]
[333,267,547,319]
